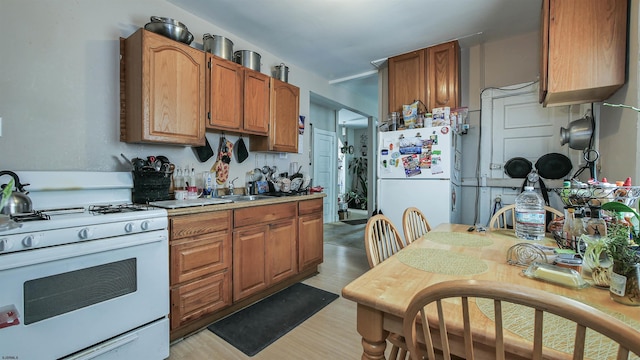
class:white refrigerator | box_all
[377,125,462,230]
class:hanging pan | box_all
[535,153,572,180]
[504,157,533,179]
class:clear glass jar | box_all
[610,262,640,306]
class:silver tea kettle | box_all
[0,171,32,215]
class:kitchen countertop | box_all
[159,193,326,216]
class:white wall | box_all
[0,0,375,192]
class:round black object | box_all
[535,153,572,179]
[504,157,533,178]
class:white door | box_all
[478,82,574,225]
[313,128,337,223]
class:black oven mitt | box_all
[236,136,249,163]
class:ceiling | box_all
[169,0,541,119]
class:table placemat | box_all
[424,231,493,247]
[475,298,640,360]
[396,248,488,275]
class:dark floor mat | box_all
[207,283,338,356]
[341,218,368,225]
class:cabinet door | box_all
[298,212,323,272]
[426,40,459,111]
[233,225,268,301]
[123,29,205,146]
[267,218,298,284]
[388,50,426,114]
[206,54,243,131]
[170,231,231,284]
[541,0,627,106]
[251,79,300,153]
[170,271,231,330]
[242,69,270,135]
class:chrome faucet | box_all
[228,177,238,195]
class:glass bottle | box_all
[572,210,587,247]
[586,206,607,238]
[562,206,575,246]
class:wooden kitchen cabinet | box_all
[251,78,300,153]
[121,28,205,146]
[426,41,460,111]
[168,211,232,330]
[539,0,627,106]
[206,54,269,135]
[388,40,459,114]
[388,50,426,114]
[298,199,324,272]
[232,202,298,301]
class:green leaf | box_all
[0,178,14,212]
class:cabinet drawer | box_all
[170,210,231,240]
[170,231,231,284]
[298,198,323,216]
[170,271,231,330]
[234,202,296,228]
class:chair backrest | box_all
[402,207,432,245]
[364,214,404,268]
[403,279,640,360]
[488,204,563,230]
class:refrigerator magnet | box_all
[381,149,389,156]
[441,126,450,134]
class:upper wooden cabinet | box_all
[251,78,300,153]
[388,50,426,114]
[206,54,269,135]
[426,41,460,111]
[121,29,205,146]
[388,40,460,114]
[539,0,628,107]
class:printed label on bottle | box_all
[609,271,627,296]
[515,211,545,225]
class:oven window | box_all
[23,259,137,325]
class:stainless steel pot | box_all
[234,50,261,71]
[144,16,194,45]
[560,116,593,150]
[275,63,289,82]
[203,34,234,60]
[0,170,32,215]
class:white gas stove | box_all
[0,171,170,360]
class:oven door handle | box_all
[64,333,139,360]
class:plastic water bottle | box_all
[515,186,545,240]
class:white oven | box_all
[0,171,170,360]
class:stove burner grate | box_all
[11,211,50,222]
[89,204,150,214]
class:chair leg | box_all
[398,348,408,359]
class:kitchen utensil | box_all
[560,116,593,150]
[131,158,145,171]
[252,169,263,181]
[261,165,270,175]
[0,170,32,215]
[302,176,311,189]
[144,16,194,44]
[290,166,303,180]
[275,63,289,82]
[290,177,303,192]
[280,178,291,192]
[203,34,234,60]
[233,50,261,71]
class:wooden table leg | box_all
[356,304,388,360]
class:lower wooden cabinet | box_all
[233,203,298,301]
[298,199,324,272]
[168,198,323,338]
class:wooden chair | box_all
[364,214,405,268]
[364,214,408,359]
[402,207,432,245]
[403,279,640,360]
[488,204,563,230]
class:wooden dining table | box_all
[341,223,640,360]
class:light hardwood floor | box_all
[168,225,373,359]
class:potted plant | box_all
[580,234,612,287]
[606,221,640,305]
[347,157,367,210]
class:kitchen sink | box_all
[220,194,273,202]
